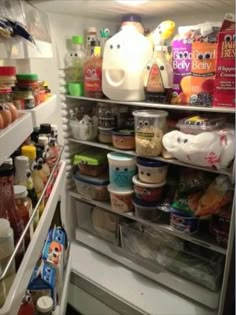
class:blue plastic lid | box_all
[122,14,142,23]
[74,171,109,186]
[137,157,167,168]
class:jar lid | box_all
[0,88,12,94]
[137,157,167,167]
[0,164,13,177]
[21,145,37,160]
[13,86,33,92]
[72,35,84,44]
[133,110,168,118]
[0,66,16,76]
[14,185,28,199]
[36,296,53,313]
[14,156,29,167]
[0,219,12,238]
[16,74,38,81]
[122,14,142,23]
[40,123,52,134]
[38,136,49,146]
[88,27,97,33]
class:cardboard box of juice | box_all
[213,14,235,108]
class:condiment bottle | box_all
[25,170,39,229]
[86,27,98,54]
[36,296,53,315]
[0,164,25,268]
[14,185,32,247]
[84,46,104,98]
[31,163,45,217]
[14,156,29,186]
[0,219,15,308]
[21,145,37,170]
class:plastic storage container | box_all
[170,210,199,234]
[73,171,109,201]
[107,152,136,189]
[102,27,153,101]
[70,118,98,141]
[133,110,168,156]
[112,129,135,150]
[108,185,133,213]
[137,157,168,184]
[97,103,118,129]
[133,197,161,221]
[132,175,165,202]
[176,116,226,135]
[98,127,113,144]
[73,148,108,177]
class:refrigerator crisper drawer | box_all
[75,200,120,245]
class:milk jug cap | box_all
[72,35,84,44]
[0,219,12,238]
[122,14,142,23]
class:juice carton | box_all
[171,36,192,104]
[213,14,235,108]
[190,37,218,106]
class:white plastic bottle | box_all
[0,219,15,307]
[102,26,153,101]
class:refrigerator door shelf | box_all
[0,160,66,315]
[0,113,33,166]
[23,94,57,127]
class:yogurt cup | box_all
[108,185,133,213]
[137,157,168,184]
[107,152,136,189]
[132,175,166,202]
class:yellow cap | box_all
[21,145,36,161]
[94,46,101,57]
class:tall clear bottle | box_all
[66,35,86,96]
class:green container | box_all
[68,82,84,96]
[73,148,108,166]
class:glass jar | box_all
[14,185,32,248]
[13,87,35,110]
[0,66,16,88]
[0,88,12,103]
[0,164,25,268]
[97,102,118,129]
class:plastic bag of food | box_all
[178,168,212,194]
[196,175,234,217]
[172,191,202,215]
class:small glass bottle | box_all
[14,185,32,247]
[36,296,53,315]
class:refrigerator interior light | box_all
[116,0,149,5]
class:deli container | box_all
[112,129,135,150]
[176,115,226,135]
[107,152,136,189]
[132,175,166,202]
[98,127,113,144]
[133,110,168,157]
[108,184,133,213]
[170,210,199,234]
[136,157,168,184]
[73,171,110,201]
[73,148,108,177]
[133,196,161,221]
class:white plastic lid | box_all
[88,26,97,33]
[14,156,29,166]
[108,184,133,195]
[107,152,135,162]
[38,136,49,146]
[0,219,12,238]
[133,110,168,118]
[51,124,57,132]
[132,175,166,188]
[4,158,13,165]
[14,185,28,199]
[36,296,53,313]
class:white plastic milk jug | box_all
[102,27,153,101]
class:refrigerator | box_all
[0,0,235,314]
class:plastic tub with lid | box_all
[132,175,166,202]
[112,129,135,150]
[73,148,108,177]
[108,184,133,213]
[73,171,110,201]
[176,115,226,135]
[170,210,199,234]
[133,110,168,156]
[107,152,136,189]
[133,196,161,221]
[98,127,113,144]
[137,157,168,184]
